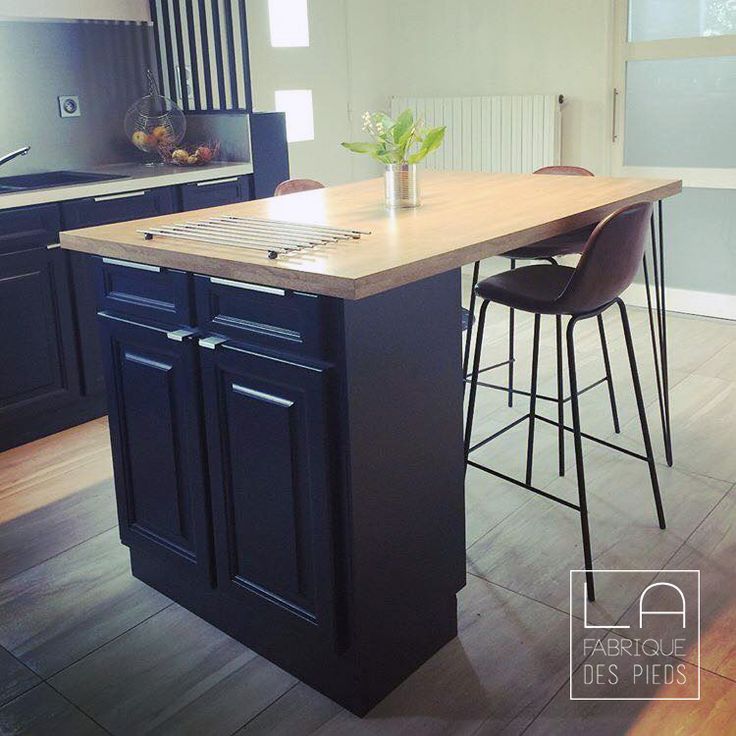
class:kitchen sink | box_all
[0,170,129,193]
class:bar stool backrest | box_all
[274,178,325,196]
[558,201,652,314]
[534,166,594,177]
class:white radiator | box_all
[389,94,562,173]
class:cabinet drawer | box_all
[194,275,327,359]
[179,175,252,211]
[61,187,177,229]
[0,204,61,255]
[96,257,193,326]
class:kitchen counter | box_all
[0,161,253,210]
[61,170,681,299]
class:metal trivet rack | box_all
[138,215,371,259]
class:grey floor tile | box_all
[0,647,39,708]
[0,684,106,736]
[0,529,170,677]
[51,604,297,736]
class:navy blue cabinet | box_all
[0,244,81,450]
[179,175,252,211]
[200,341,337,644]
[62,188,177,398]
[98,313,213,584]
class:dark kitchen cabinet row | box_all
[0,173,256,451]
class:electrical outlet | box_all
[58,95,81,118]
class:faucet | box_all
[0,146,31,169]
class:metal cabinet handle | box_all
[166,328,199,342]
[46,243,61,250]
[198,335,228,350]
[196,177,239,187]
[94,190,147,202]
[102,257,161,273]
[210,277,285,296]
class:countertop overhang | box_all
[0,161,253,210]
[60,171,682,300]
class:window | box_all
[613,0,736,187]
[274,90,315,142]
[268,0,310,47]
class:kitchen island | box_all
[60,171,681,715]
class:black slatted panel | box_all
[150,0,251,112]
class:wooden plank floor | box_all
[0,278,735,734]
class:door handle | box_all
[196,177,239,187]
[102,257,161,273]
[198,335,228,350]
[166,328,199,342]
[612,88,619,143]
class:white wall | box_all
[0,1,150,21]
[246,0,389,186]
[385,0,613,175]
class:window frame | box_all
[612,0,736,188]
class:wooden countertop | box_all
[60,171,681,299]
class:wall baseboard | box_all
[623,283,736,321]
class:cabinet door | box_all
[0,246,80,448]
[179,175,252,211]
[99,314,213,584]
[200,342,338,644]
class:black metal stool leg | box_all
[616,299,666,530]
[597,314,620,434]
[465,300,490,465]
[463,260,481,379]
[567,316,595,601]
[525,314,541,486]
[556,315,565,476]
[507,259,516,407]
[643,255,667,455]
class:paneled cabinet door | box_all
[0,246,80,445]
[200,342,339,645]
[98,315,213,585]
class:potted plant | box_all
[342,109,446,208]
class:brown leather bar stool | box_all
[274,178,325,196]
[464,202,666,601]
[463,165,620,479]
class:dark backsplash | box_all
[0,19,161,174]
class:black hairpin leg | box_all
[463,260,481,380]
[617,299,666,530]
[507,259,517,408]
[567,315,595,602]
[556,315,565,476]
[597,315,620,434]
[465,300,490,466]
[525,314,541,486]
[645,203,673,466]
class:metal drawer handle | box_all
[210,277,285,296]
[46,243,61,250]
[94,191,147,202]
[166,328,199,342]
[199,335,228,350]
[102,257,161,273]
[196,177,239,187]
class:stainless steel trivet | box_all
[138,215,372,259]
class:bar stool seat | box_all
[503,225,595,259]
[476,264,575,313]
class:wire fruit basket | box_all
[124,71,186,158]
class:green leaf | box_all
[407,126,446,164]
[392,109,414,143]
[341,141,381,155]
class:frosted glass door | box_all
[624,55,736,168]
[629,0,736,41]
